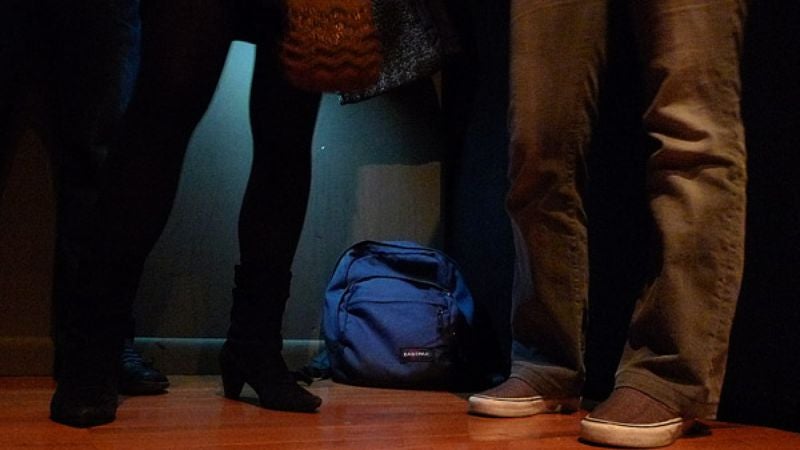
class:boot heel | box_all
[222,372,245,399]
[219,347,245,399]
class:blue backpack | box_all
[323,240,475,389]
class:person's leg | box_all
[237,9,317,275]
[93,0,235,266]
[44,0,157,391]
[468,0,607,418]
[75,1,170,397]
[51,0,235,427]
[220,8,323,411]
[581,0,747,447]
[620,0,748,419]
[0,0,35,193]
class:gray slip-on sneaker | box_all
[468,376,579,418]
[580,387,693,448]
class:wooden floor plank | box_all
[1,376,798,449]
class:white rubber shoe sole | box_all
[580,415,692,448]
[468,393,580,418]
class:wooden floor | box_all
[1,376,798,449]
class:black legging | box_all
[90,0,320,303]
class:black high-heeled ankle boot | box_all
[219,340,321,412]
[219,265,321,412]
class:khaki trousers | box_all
[507,0,747,418]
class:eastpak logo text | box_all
[401,348,434,362]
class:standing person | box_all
[50,0,322,428]
[468,1,747,448]
[0,0,169,401]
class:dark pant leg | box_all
[88,0,234,274]
[58,0,235,365]
[0,0,36,193]
[48,0,142,352]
